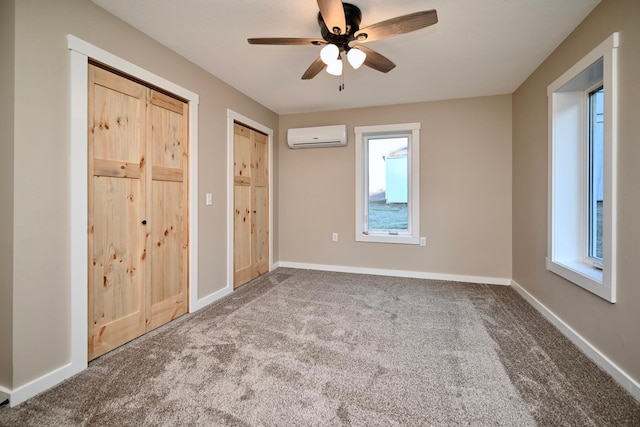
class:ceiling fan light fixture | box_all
[248,4,439,81]
[320,44,339,65]
[347,48,367,69]
[326,58,343,76]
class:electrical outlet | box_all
[420,237,426,246]
[332,233,338,242]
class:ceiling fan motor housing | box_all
[318,2,362,51]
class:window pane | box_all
[588,87,604,260]
[367,137,408,231]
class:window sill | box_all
[546,257,613,302]
[356,233,419,245]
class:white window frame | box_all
[546,33,618,302]
[355,123,420,244]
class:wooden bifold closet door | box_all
[234,123,269,288]
[88,64,189,360]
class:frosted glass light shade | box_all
[326,59,343,76]
[347,48,367,69]
[320,44,339,65]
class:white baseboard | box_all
[7,362,83,408]
[189,285,233,313]
[276,261,511,286]
[510,280,640,402]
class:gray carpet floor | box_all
[1,268,639,426]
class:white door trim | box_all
[68,35,200,379]
[226,110,274,291]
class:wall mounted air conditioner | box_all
[287,124,347,149]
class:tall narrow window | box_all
[547,33,617,302]
[355,123,420,244]
[587,87,604,263]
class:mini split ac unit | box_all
[287,124,347,149]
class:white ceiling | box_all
[91,0,600,115]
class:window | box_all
[547,33,618,302]
[587,87,604,263]
[355,123,420,244]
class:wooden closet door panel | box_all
[252,185,269,277]
[252,131,269,276]
[88,65,147,360]
[234,123,252,179]
[234,184,253,286]
[89,177,146,358]
[150,91,185,169]
[148,91,188,329]
[234,123,253,287]
[252,131,268,185]
[92,67,145,164]
[149,179,186,328]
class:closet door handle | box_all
[141,220,147,225]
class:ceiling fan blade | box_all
[248,38,326,46]
[354,10,438,43]
[301,57,326,80]
[356,46,396,73]
[317,0,346,35]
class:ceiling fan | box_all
[248,0,438,80]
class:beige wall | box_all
[513,0,640,383]
[279,96,512,279]
[10,0,277,388]
[0,0,15,391]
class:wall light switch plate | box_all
[420,237,426,246]
[332,233,338,242]
[205,193,213,206]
